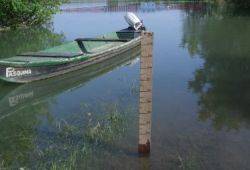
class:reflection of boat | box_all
[0,46,140,121]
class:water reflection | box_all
[61,1,208,13]
[0,25,65,59]
[0,47,141,169]
[0,47,140,120]
[2,1,250,169]
[182,6,250,130]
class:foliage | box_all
[0,0,66,28]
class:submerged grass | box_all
[0,102,136,170]
[0,74,140,169]
[34,102,137,170]
[85,104,126,144]
[46,109,128,170]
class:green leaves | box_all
[0,0,66,28]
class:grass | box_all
[37,102,135,170]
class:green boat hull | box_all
[0,29,141,83]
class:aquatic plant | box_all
[84,105,127,144]
[34,102,135,170]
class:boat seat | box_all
[18,52,84,58]
[75,38,130,54]
[116,30,141,33]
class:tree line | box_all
[0,0,249,28]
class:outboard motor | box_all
[124,12,145,31]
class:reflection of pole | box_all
[138,31,153,155]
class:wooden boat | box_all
[0,29,142,83]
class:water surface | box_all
[0,1,250,169]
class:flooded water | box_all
[1,1,250,169]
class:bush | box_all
[0,0,65,28]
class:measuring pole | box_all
[138,31,153,155]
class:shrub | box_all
[0,0,65,28]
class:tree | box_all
[0,0,65,28]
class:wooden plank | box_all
[138,31,153,155]
[18,52,83,58]
[75,38,130,42]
